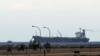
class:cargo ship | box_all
[32,29,89,45]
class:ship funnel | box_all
[82,29,85,36]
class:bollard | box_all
[44,49,46,56]
[7,52,8,56]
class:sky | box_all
[0,0,100,42]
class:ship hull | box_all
[33,36,89,43]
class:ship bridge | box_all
[75,29,86,38]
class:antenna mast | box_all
[79,28,82,32]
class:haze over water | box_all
[0,0,100,42]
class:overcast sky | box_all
[0,0,100,42]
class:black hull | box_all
[33,36,89,43]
